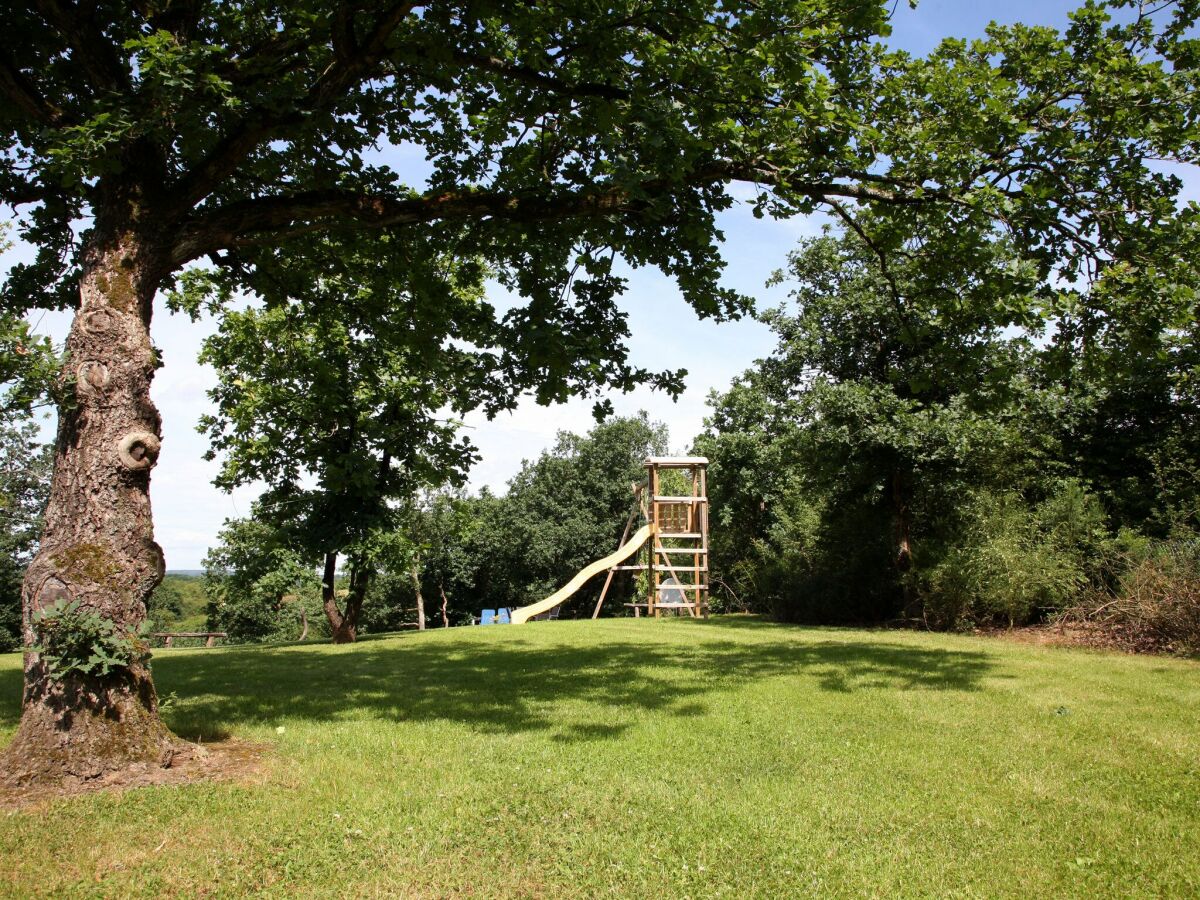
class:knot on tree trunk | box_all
[117,431,160,470]
[79,308,119,336]
[76,361,110,395]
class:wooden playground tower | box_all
[594,456,710,619]
[510,456,710,623]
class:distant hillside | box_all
[150,573,208,630]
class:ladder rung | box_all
[654,496,708,503]
[655,547,707,554]
[656,532,703,539]
[614,563,708,571]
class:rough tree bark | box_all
[439,583,449,628]
[0,219,185,783]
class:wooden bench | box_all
[152,631,228,648]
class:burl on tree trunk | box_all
[0,229,185,784]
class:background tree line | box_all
[193,211,1200,653]
[697,221,1200,651]
[198,414,668,642]
[4,205,1198,652]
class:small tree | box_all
[194,239,491,641]
[204,512,323,643]
[419,492,482,628]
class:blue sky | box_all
[0,1,1169,568]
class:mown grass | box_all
[0,617,1197,897]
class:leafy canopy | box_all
[4,1,1197,378]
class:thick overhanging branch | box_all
[0,54,63,125]
[172,161,935,264]
[34,0,130,93]
[171,187,637,262]
[171,2,419,211]
[450,50,632,101]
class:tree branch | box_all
[0,54,63,125]
[0,176,51,208]
[827,199,918,342]
[172,161,934,264]
[171,187,634,262]
[171,2,418,211]
[309,2,417,104]
[34,0,129,93]
[449,50,631,101]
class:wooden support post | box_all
[692,467,701,612]
[650,464,660,617]
[700,465,709,618]
[594,503,639,619]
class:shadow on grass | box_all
[168,630,993,742]
[0,627,997,742]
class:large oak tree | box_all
[1,0,1196,782]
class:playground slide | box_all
[510,524,655,624]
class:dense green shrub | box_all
[764,501,905,625]
[915,487,1100,629]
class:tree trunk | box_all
[321,552,352,643]
[439,582,449,628]
[342,563,369,640]
[411,566,425,631]
[322,553,370,643]
[1,228,184,784]
[891,469,913,573]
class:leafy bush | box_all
[917,489,1089,629]
[31,599,149,679]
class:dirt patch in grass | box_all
[981,622,1173,654]
[0,738,269,810]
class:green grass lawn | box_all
[0,617,1197,897]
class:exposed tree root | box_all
[2,667,187,787]
[0,738,269,810]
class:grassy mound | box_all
[0,617,1197,896]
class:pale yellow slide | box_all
[511,524,655,624]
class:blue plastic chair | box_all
[480,609,496,625]
[497,608,511,624]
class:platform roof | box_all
[644,456,708,467]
